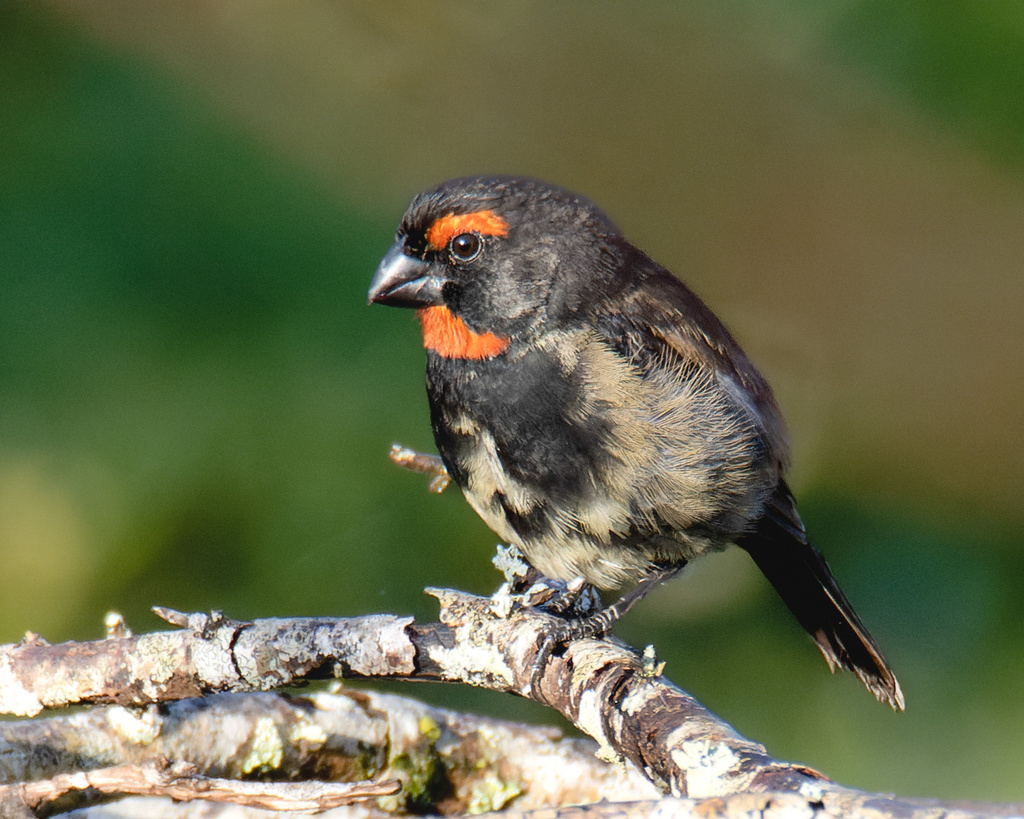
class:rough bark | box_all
[1,590,1021,817]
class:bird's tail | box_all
[737,486,904,710]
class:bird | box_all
[368,175,903,710]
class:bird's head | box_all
[368,176,621,358]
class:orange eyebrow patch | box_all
[418,306,510,360]
[425,210,509,250]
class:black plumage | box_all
[369,176,903,709]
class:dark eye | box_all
[449,232,482,262]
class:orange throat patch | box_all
[417,306,510,360]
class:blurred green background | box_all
[3,0,1024,803]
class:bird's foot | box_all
[529,603,622,696]
[527,564,685,697]
[537,576,602,617]
[485,560,608,696]
[526,578,611,696]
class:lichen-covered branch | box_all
[0,592,799,801]
[0,611,416,717]
[1,761,397,814]
[0,591,1022,817]
[0,687,658,816]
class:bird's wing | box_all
[592,249,790,467]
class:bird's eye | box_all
[449,233,482,262]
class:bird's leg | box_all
[530,564,685,693]
[588,563,686,632]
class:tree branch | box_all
[2,761,397,814]
[0,589,1021,817]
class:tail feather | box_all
[737,486,904,710]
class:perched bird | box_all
[368,176,903,710]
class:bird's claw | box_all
[528,603,620,696]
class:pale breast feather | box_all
[427,325,778,589]
[573,330,777,542]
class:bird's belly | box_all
[429,336,776,589]
[453,425,723,590]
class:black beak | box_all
[368,244,445,308]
